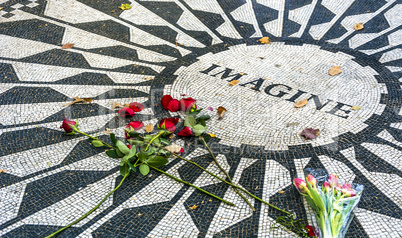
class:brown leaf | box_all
[239,72,245,75]
[145,77,152,80]
[189,205,198,210]
[145,124,154,133]
[217,106,227,120]
[62,43,74,49]
[111,102,124,110]
[278,191,285,194]
[164,144,183,153]
[0,169,7,174]
[228,80,240,86]
[328,66,342,76]
[350,106,361,110]
[258,37,270,44]
[354,23,364,31]
[294,99,308,108]
[62,96,84,107]
[301,128,319,140]
[124,103,130,107]
[83,98,92,103]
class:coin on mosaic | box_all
[328,66,342,76]
[354,23,364,31]
[294,99,308,108]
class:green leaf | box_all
[192,124,206,136]
[110,133,117,146]
[139,164,150,176]
[147,155,168,167]
[160,138,171,145]
[106,150,119,158]
[187,108,202,115]
[116,141,130,155]
[91,140,104,147]
[127,140,144,146]
[127,146,136,158]
[138,151,148,162]
[184,116,197,128]
[198,119,206,127]
[144,135,153,142]
[128,131,141,138]
[120,163,130,176]
[145,146,156,155]
[197,115,211,121]
[115,148,125,157]
[128,161,137,172]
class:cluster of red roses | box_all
[161,95,197,112]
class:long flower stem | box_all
[164,148,290,215]
[200,137,255,212]
[149,165,234,206]
[144,132,163,151]
[74,129,115,149]
[45,171,130,238]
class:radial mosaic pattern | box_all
[0,0,401,237]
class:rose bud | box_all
[328,174,339,188]
[178,126,193,137]
[125,121,144,138]
[60,118,77,134]
[179,97,197,112]
[323,182,331,193]
[129,102,144,112]
[127,144,132,149]
[293,178,308,193]
[118,108,135,117]
[306,174,317,189]
[167,99,180,112]
[161,95,173,109]
[158,118,180,132]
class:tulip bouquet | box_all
[293,173,363,238]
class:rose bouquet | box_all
[293,172,363,238]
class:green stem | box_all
[149,165,234,206]
[74,129,115,149]
[168,149,290,215]
[200,136,255,212]
[45,171,130,238]
[144,132,163,151]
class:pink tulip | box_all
[341,183,351,190]
[341,188,356,197]
[306,175,317,189]
[328,174,339,188]
[293,178,308,193]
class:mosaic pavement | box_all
[0,0,401,237]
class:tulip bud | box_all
[341,188,356,197]
[306,174,317,189]
[323,182,331,193]
[293,178,308,193]
[341,183,351,190]
[328,174,339,188]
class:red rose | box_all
[178,127,193,137]
[159,118,179,132]
[129,102,144,112]
[179,98,197,112]
[179,148,184,153]
[60,118,77,133]
[125,121,144,138]
[167,99,180,112]
[305,225,316,237]
[118,108,135,117]
[161,95,173,109]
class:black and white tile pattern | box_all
[0,0,401,237]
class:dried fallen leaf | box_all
[208,133,216,138]
[119,3,132,10]
[61,43,74,49]
[124,103,130,107]
[294,99,308,108]
[164,144,183,153]
[328,66,342,76]
[0,169,7,174]
[62,96,84,107]
[351,106,361,110]
[258,37,270,44]
[354,23,364,31]
[145,124,154,133]
[228,80,239,86]
[278,191,285,194]
[189,205,198,210]
[239,72,245,75]
[104,128,113,134]
[145,77,152,80]
[217,106,227,120]
[301,128,319,140]
[83,98,92,103]
[111,102,125,110]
